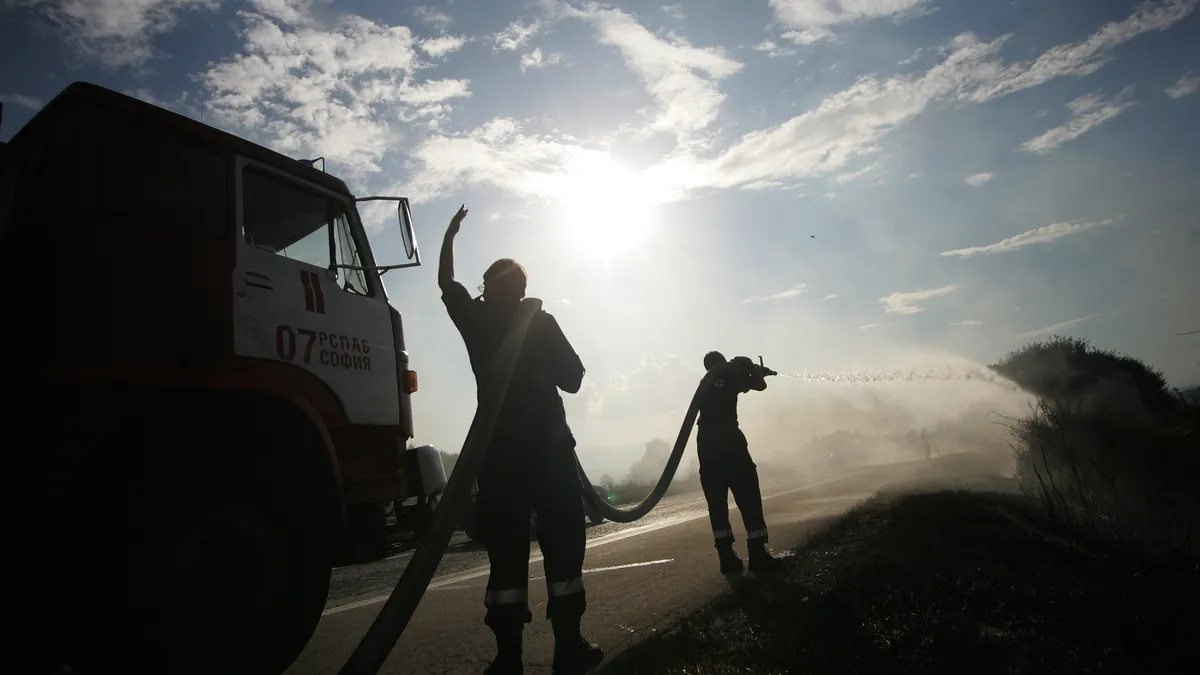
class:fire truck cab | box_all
[0,83,432,675]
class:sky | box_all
[3,0,1199,476]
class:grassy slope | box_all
[599,488,1200,675]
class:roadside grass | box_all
[598,487,1200,675]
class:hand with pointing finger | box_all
[448,204,469,236]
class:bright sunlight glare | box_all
[556,153,662,260]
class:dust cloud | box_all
[604,350,1034,491]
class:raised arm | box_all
[438,205,468,292]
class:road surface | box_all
[286,458,967,675]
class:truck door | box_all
[231,158,400,426]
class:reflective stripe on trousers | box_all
[547,576,584,597]
[746,528,768,541]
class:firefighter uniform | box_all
[442,280,602,675]
[696,356,782,574]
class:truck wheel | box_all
[61,414,332,675]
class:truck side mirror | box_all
[397,197,417,260]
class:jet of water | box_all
[775,366,1022,391]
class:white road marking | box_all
[530,558,674,582]
[321,468,872,617]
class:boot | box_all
[747,539,783,573]
[716,540,744,575]
[550,612,603,675]
[483,611,526,675]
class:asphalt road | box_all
[285,457,979,675]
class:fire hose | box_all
[337,299,767,675]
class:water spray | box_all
[773,365,1022,391]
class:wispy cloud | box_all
[880,284,958,315]
[26,0,219,68]
[860,323,879,330]
[753,39,798,58]
[661,4,686,21]
[1019,86,1137,154]
[940,219,1113,258]
[1,93,44,110]
[965,172,994,186]
[964,0,1197,103]
[520,47,563,71]
[406,0,1196,207]
[572,4,744,146]
[493,19,542,51]
[769,0,932,44]
[823,293,840,300]
[742,283,807,303]
[953,319,983,326]
[413,5,452,30]
[1016,314,1101,340]
[834,161,880,185]
[1166,71,1199,98]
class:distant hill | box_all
[1181,384,1200,402]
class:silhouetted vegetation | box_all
[993,336,1200,561]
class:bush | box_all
[995,336,1200,562]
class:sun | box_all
[557,154,658,260]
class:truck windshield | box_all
[242,166,370,295]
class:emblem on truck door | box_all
[299,269,326,314]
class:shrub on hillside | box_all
[994,336,1200,561]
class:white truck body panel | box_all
[230,156,401,426]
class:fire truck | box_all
[0,84,443,675]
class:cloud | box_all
[405,117,688,205]
[405,0,1196,209]
[834,161,880,184]
[660,4,686,21]
[1016,314,1101,340]
[769,0,932,43]
[696,33,1009,190]
[520,47,563,71]
[742,283,807,303]
[1019,86,1137,154]
[965,172,994,186]
[26,0,219,68]
[860,323,879,330]
[879,284,958,315]
[964,0,1197,103]
[201,9,471,176]
[701,0,1196,191]
[940,219,1113,258]
[419,35,467,58]
[493,19,542,51]
[1,94,44,111]
[413,5,452,30]
[575,3,744,146]
[823,293,840,300]
[1166,71,1199,98]
[753,39,798,58]
[250,0,316,25]
[953,319,983,326]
